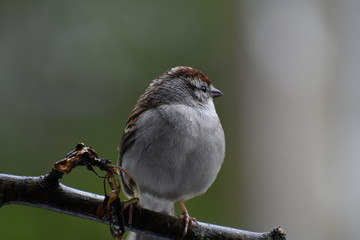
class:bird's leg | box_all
[177,200,197,239]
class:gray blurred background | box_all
[0,1,359,240]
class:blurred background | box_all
[0,1,359,240]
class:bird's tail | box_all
[126,194,174,240]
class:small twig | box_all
[53,143,132,239]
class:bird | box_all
[118,66,225,239]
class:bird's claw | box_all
[122,197,141,226]
[177,200,197,239]
[176,213,197,239]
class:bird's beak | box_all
[211,88,223,98]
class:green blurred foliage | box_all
[0,1,241,239]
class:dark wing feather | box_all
[118,105,145,165]
[118,83,161,161]
[118,83,161,196]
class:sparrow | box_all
[118,66,225,239]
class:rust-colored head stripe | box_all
[163,66,211,85]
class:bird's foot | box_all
[177,213,197,239]
[176,200,197,239]
[122,197,141,226]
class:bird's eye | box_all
[200,86,208,92]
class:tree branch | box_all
[0,143,286,240]
[0,170,286,240]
